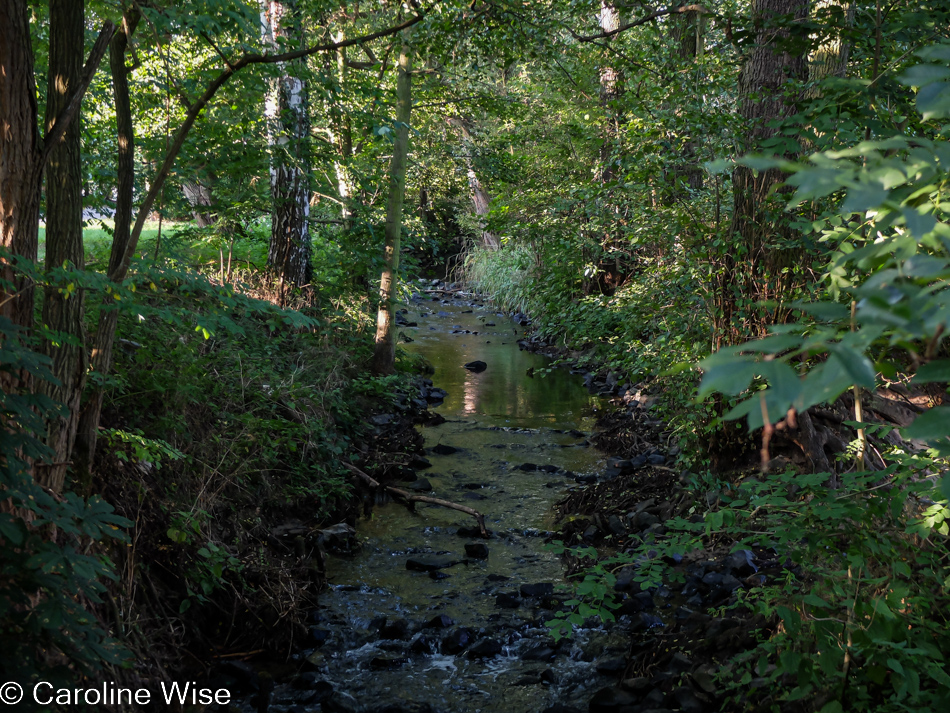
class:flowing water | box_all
[254,296,628,713]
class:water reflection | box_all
[406,301,599,429]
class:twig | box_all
[344,463,488,537]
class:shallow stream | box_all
[255,295,630,713]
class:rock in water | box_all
[467,639,503,658]
[406,558,451,572]
[464,543,489,559]
[463,360,488,373]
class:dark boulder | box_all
[588,687,639,712]
[380,619,409,639]
[521,643,557,662]
[463,360,488,373]
[465,543,489,559]
[520,582,554,598]
[441,628,474,654]
[467,639,503,658]
[495,592,521,608]
[408,455,432,469]
[724,549,758,577]
[424,614,454,629]
[405,478,433,492]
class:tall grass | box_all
[461,243,538,315]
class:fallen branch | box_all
[344,463,488,538]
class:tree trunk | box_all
[0,0,43,333]
[808,0,855,93]
[263,0,313,289]
[329,29,354,224]
[446,116,497,250]
[74,8,140,481]
[596,1,622,185]
[371,37,412,376]
[714,0,808,349]
[666,8,705,197]
[182,178,217,227]
[38,0,88,493]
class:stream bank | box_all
[213,289,789,713]
[217,291,646,713]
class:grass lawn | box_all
[38,220,169,267]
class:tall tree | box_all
[74,6,140,480]
[39,0,89,493]
[0,1,44,333]
[714,0,809,349]
[371,36,412,375]
[263,0,313,290]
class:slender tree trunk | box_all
[371,38,412,376]
[596,1,622,185]
[38,0,88,493]
[714,0,808,349]
[447,116,497,249]
[74,8,140,480]
[330,29,354,224]
[263,0,313,289]
[667,7,705,197]
[0,0,43,333]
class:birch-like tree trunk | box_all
[596,1,621,185]
[371,38,412,375]
[262,0,313,289]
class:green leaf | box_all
[903,407,950,442]
[828,347,876,389]
[803,593,831,609]
[886,657,904,675]
[819,702,843,713]
[911,360,950,383]
[917,81,950,120]
[899,63,950,87]
[698,355,759,399]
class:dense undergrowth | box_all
[464,43,950,713]
[1,225,430,690]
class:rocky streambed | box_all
[217,291,786,713]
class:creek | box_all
[244,295,632,713]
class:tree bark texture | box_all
[38,0,88,493]
[807,0,854,94]
[182,179,217,227]
[263,0,313,289]
[371,38,412,376]
[0,0,43,332]
[75,8,140,479]
[714,0,808,349]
